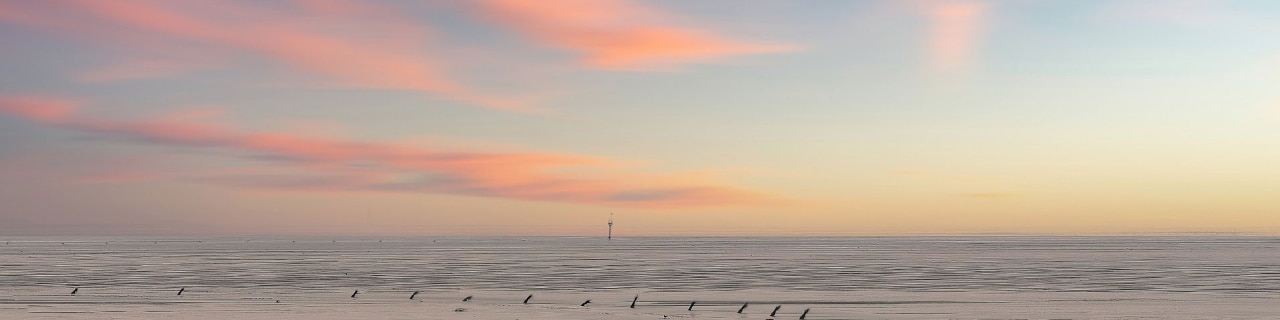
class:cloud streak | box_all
[0,0,526,110]
[476,0,799,71]
[0,95,775,208]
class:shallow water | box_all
[2,236,1278,319]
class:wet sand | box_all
[2,237,1277,319]
[4,288,1277,319]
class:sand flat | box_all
[3,237,1278,319]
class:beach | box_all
[2,237,1278,319]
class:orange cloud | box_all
[0,0,525,111]
[0,95,775,208]
[916,0,988,73]
[477,0,798,71]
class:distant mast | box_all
[607,213,613,240]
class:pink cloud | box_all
[0,0,526,111]
[292,0,395,17]
[0,95,776,208]
[476,0,799,71]
[915,0,988,73]
[0,96,79,122]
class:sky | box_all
[1,0,1279,236]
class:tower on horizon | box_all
[607,214,613,240]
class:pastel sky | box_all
[2,0,1279,236]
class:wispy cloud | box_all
[913,0,989,73]
[0,95,79,122]
[475,0,799,71]
[0,0,527,110]
[0,95,776,208]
